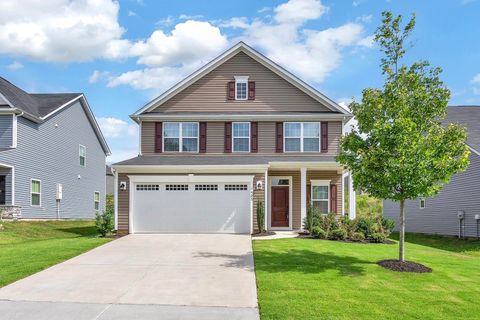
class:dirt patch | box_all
[252,231,276,237]
[377,259,432,273]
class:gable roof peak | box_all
[132,41,351,118]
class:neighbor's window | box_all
[233,122,250,152]
[79,145,86,167]
[235,76,248,100]
[94,191,100,210]
[163,122,198,152]
[284,122,320,152]
[419,198,426,209]
[311,180,329,213]
[31,179,41,206]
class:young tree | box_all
[337,12,469,263]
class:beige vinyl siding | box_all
[117,172,129,234]
[206,122,224,153]
[152,52,332,113]
[141,121,342,155]
[141,122,155,154]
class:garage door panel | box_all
[132,180,251,234]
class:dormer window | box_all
[235,76,249,100]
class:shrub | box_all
[330,228,347,240]
[351,232,365,242]
[256,200,265,233]
[370,232,387,243]
[311,226,327,239]
[340,215,357,238]
[381,217,395,236]
[319,212,338,236]
[304,205,321,232]
[95,207,114,237]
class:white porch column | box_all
[348,172,356,219]
[300,167,307,230]
[264,169,268,231]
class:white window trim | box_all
[30,178,41,207]
[162,122,199,153]
[79,144,86,167]
[234,76,249,101]
[232,122,251,153]
[419,197,426,210]
[94,191,100,210]
[310,179,330,213]
[283,122,321,153]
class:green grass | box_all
[253,233,480,320]
[0,220,111,287]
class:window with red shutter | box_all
[248,81,255,100]
[155,122,162,153]
[251,122,258,153]
[275,122,283,153]
[330,184,337,213]
[224,122,232,153]
[199,122,207,153]
[227,82,235,100]
[321,122,328,153]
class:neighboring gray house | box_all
[384,106,480,238]
[0,77,110,219]
[106,165,114,195]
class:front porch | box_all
[255,165,356,232]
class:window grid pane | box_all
[284,138,301,152]
[312,185,329,200]
[233,138,249,152]
[164,123,180,138]
[164,138,180,151]
[312,200,329,213]
[236,82,247,100]
[182,123,198,137]
[285,123,301,137]
[182,138,198,152]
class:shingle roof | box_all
[113,155,337,166]
[445,106,480,152]
[0,77,81,118]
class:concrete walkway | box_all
[0,234,259,320]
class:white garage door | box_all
[131,176,253,234]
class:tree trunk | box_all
[399,199,405,262]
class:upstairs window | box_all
[235,76,248,100]
[31,179,41,206]
[79,145,86,167]
[163,122,199,152]
[232,122,250,152]
[419,198,426,209]
[284,122,320,152]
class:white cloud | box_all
[6,61,23,70]
[179,14,204,20]
[127,11,137,17]
[98,117,137,139]
[258,7,271,13]
[219,17,250,29]
[274,0,327,24]
[89,70,110,84]
[357,35,375,48]
[0,0,125,63]
[156,16,175,26]
[471,74,480,95]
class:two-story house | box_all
[112,42,353,234]
[0,77,110,219]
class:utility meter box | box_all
[56,183,63,200]
[457,210,465,220]
[475,214,480,220]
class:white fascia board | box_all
[128,174,255,183]
[131,42,352,118]
[113,164,269,174]
[268,161,343,172]
[40,95,82,120]
[136,113,348,122]
[467,144,480,157]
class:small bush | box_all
[319,212,338,235]
[351,232,365,242]
[95,209,114,237]
[370,232,387,243]
[304,205,321,232]
[311,226,327,239]
[330,228,347,240]
[381,217,395,235]
[256,200,265,233]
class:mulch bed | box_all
[377,259,432,273]
[252,231,276,237]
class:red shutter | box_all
[248,81,255,100]
[330,184,337,213]
[251,122,258,153]
[321,122,328,153]
[224,122,232,153]
[227,82,235,100]
[199,122,207,153]
[275,122,283,153]
[155,122,162,153]
[306,183,311,207]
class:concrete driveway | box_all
[0,234,259,320]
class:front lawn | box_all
[0,220,111,287]
[253,233,480,320]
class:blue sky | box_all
[0,0,479,162]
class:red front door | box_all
[271,186,289,227]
